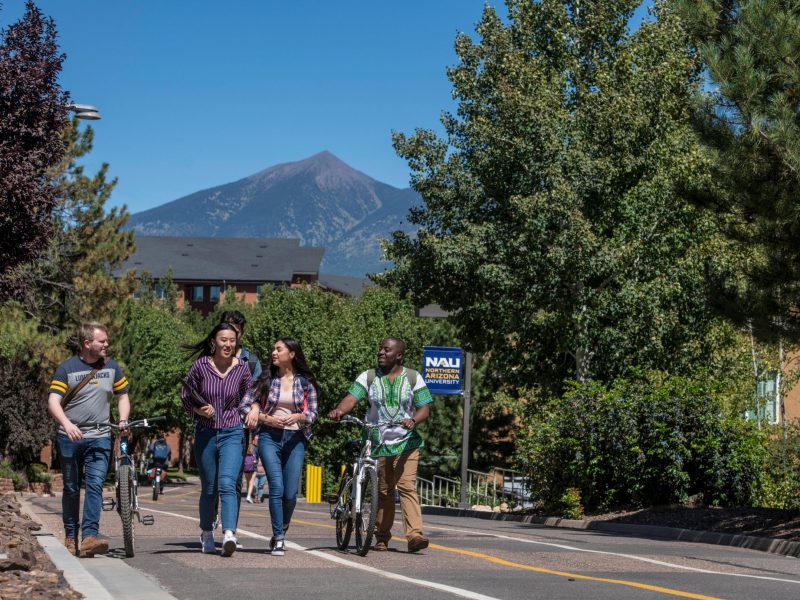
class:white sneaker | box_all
[235,539,244,549]
[200,531,215,554]
[222,530,237,557]
[271,538,285,556]
[245,496,253,504]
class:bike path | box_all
[26,483,800,600]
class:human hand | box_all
[64,421,83,441]
[244,406,259,429]
[196,405,215,419]
[118,419,129,432]
[400,417,416,430]
[328,408,344,421]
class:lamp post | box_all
[66,103,100,120]
[416,304,473,509]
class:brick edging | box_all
[421,506,800,558]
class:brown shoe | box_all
[407,536,429,553]
[373,541,388,551]
[64,535,78,556]
[79,535,109,558]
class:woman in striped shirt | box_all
[182,322,260,556]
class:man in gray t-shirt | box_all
[47,322,130,558]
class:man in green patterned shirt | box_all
[329,337,433,553]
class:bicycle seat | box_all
[344,440,362,455]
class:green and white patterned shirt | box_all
[348,367,433,457]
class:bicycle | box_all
[80,416,165,557]
[328,415,394,556]
[145,461,167,501]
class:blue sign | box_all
[422,346,463,395]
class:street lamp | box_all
[66,103,100,120]
[416,304,473,509]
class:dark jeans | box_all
[57,434,112,539]
[258,427,306,539]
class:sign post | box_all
[421,344,472,509]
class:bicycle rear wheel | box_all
[354,466,378,556]
[335,475,353,551]
[118,464,135,557]
[152,478,159,501]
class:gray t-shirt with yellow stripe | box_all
[49,355,129,439]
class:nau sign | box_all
[422,346,463,395]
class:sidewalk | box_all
[18,494,177,600]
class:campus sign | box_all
[422,346,463,395]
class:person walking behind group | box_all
[243,437,258,503]
[251,435,267,502]
[47,322,131,558]
[328,337,432,553]
[247,338,318,556]
[182,323,259,556]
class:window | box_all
[745,371,780,424]
[209,286,221,303]
[153,283,165,300]
[190,286,204,302]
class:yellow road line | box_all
[289,518,722,600]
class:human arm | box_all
[116,393,131,429]
[47,393,83,441]
[328,393,358,421]
[240,377,260,429]
[400,403,429,430]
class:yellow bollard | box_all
[305,464,322,503]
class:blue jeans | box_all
[57,434,112,539]
[258,427,306,539]
[194,425,244,532]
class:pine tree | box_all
[0,1,68,293]
[17,120,136,336]
[383,0,734,390]
[676,0,800,342]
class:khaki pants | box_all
[375,448,423,542]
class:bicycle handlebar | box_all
[338,415,401,429]
[75,416,166,431]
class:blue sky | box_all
[3,1,649,215]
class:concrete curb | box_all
[18,495,178,600]
[422,505,800,559]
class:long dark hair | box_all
[184,323,239,361]
[254,337,318,398]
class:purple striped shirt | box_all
[181,356,255,428]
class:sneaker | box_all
[271,538,285,556]
[235,539,244,550]
[407,536,429,553]
[64,535,78,556]
[373,541,389,551]
[245,496,253,504]
[269,537,276,551]
[200,530,216,554]
[79,535,109,558]
[222,530,237,557]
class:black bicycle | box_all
[81,416,165,557]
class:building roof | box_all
[118,236,324,282]
[318,274,374,298]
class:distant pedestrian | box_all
[328,337,432,553]
[247,337,318,556]
[182,323,259,556]
[47,322,131,558]
[243,437,258,503]
[250,435,267,502]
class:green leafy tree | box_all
[115,300,195,470]
[0,1,68,294]
[382,0,734,391]
[675,0,800,342]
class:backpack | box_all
[152,441,170,462]
[366,368,418,392]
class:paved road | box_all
[29,480,800,599]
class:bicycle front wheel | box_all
[152,475,159,501]
[354,466,378,556]
[118,464,135,557]
[335,476,353,551]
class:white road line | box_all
[147,507,501,600]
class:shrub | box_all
[515,371,764,511]
[755,423,800,509]
[26,462,52,483]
